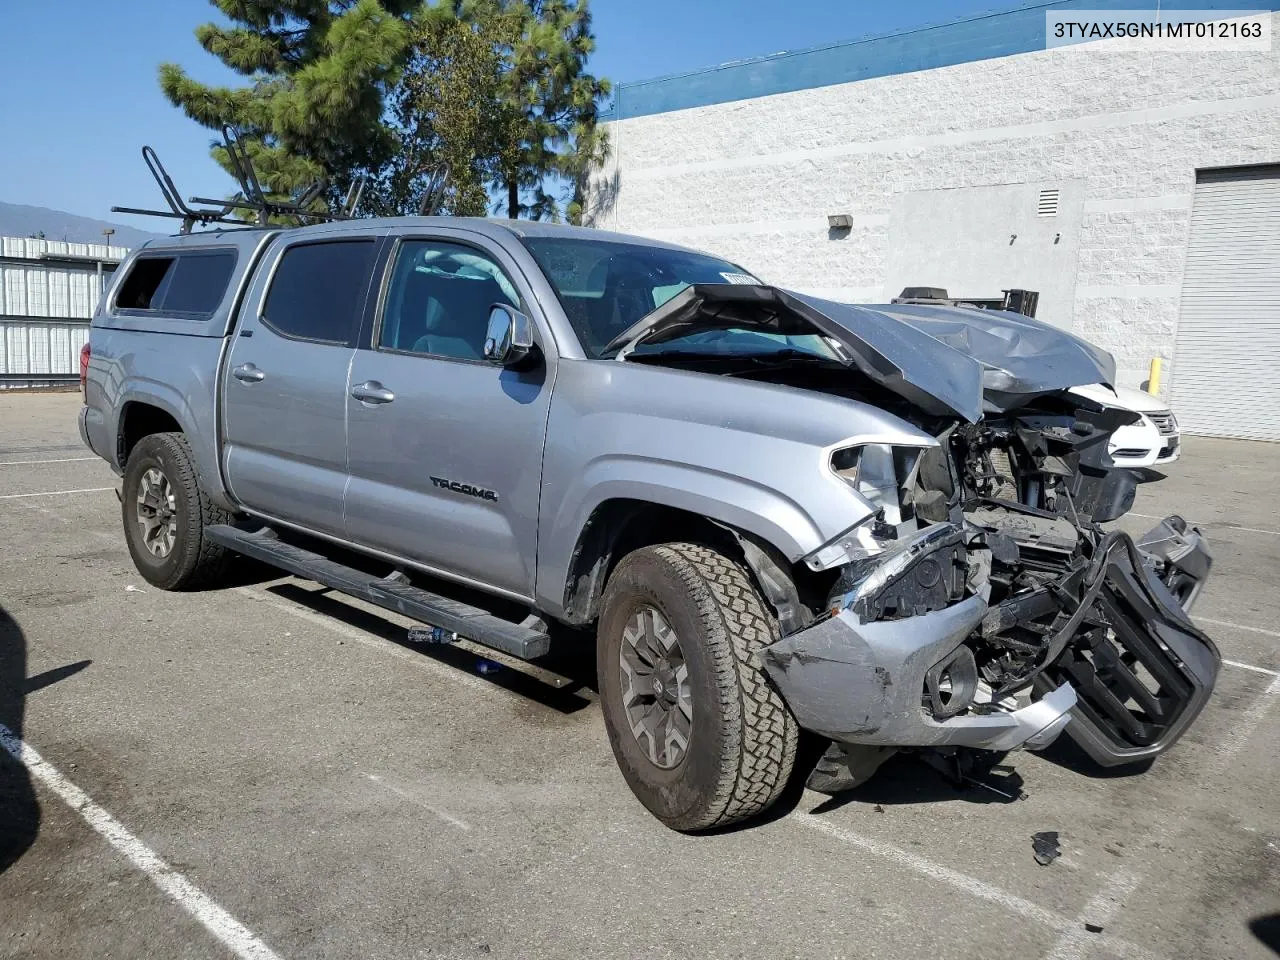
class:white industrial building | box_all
[0,237,125,388]
[591,2,1280,440]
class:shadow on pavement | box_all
[0,605,38,874]
[1033,734,1154,778]
[267,582,596,715]
[1251,914,1280,956]
[805,751,1027,817]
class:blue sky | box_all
[0,0,1034,222]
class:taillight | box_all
[79,342,91,397]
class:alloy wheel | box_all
[619,605,693,769]
[136,466,178,558]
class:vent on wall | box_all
[1037,188,1061,217]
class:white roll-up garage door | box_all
[1171,166,1280,440]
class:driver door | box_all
[343,234,555,599]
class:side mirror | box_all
[483,304,535,367]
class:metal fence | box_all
[0,236,127,388]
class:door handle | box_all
[232,362,265,383]
[351,380,395,404]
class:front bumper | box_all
[760,516,1218,764]
[760,597,1078,751]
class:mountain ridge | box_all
[0,200,164,249]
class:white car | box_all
[1069,383,1181,468]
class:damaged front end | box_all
[760,401,1219,787]
[612,282,1219,790]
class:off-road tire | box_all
[121,432,232,590]
[598,542,799,831]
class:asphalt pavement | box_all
[1,391,1277,960]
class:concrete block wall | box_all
[591,10,1280,393]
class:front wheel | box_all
[597,542,798,831]
[121,432,232,590]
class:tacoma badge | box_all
[430,476,499,502]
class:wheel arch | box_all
[552,497,822,632]
[112,387,231,509]
[117,400,183,466]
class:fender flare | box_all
[535,458,830,621]
[112,383,229,504]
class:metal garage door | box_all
[1171,166,1280,440]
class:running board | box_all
[206,525,550,660]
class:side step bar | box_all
[206,525,550,660]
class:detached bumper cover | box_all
[760,596,1078,751]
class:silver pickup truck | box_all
[80,218,1219,831]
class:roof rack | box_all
[112,126,365,234]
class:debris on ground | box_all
[1084,922,1105,933]
[408,626,458,645]
[874,804,885,813]
[475,659,502,675]
[1032,831,1062,866]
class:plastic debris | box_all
[125,584,141,593]
[408,626,458,645]
[475,659,502,675]
[1084,922,1105,934]
[1032,831,1062,866]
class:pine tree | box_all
[374,3,523,216]
[493,0,610,221]
[159,0,418,208]
[385,0,609,221]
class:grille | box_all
[1036,188,1060,217]
[1148,412,1177,436]
[1039,534,1216,764]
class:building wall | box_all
[590,11,1280,392]
[0,236,126,385]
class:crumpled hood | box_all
[862,301,1117,411]
[611,284,1116,423]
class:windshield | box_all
[521,236,762,358]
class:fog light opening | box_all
[924,646,979,720]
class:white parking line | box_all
[0,456,97,465]
[1044,869,1143,960]
[239,586,497,696]
[1217,673,1280,764]
[1224,659,1280,677]
[1128,512,1280,537]
[0,486,114,500]
[0,722,282,960]
[1199,616,1280,640]
[362,773,472,832]
[788,809,1163,960]
[1040,668,1280,959]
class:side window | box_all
[262,240,377,344]
[113,250,236,318]
[162,252,236,314]
[377,240,520,360]
[115,257,175,310]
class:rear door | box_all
[343,230,556,599]
[222,234,380,537]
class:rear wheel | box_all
[597,542,798,831]
[121,432,232,590]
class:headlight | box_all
[829,443,926,526]
[805,442,933,571]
